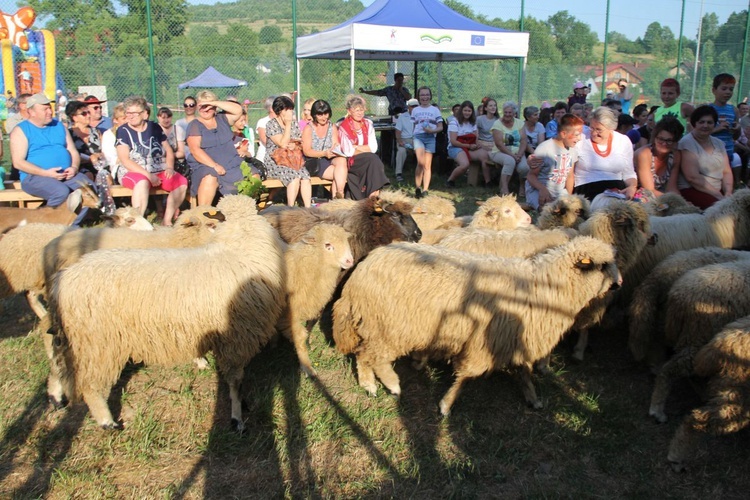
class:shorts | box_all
[447,145,466,160]
[121,170,188,191]
[413,133,436,154]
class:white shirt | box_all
[411,105,442,135]
[574,131,636,186]
[395,112,414,140]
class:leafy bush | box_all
[235,162,265,199]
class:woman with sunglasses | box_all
[634,117,684,197]
[116,96,187,225]
[66,100,103,180]
[186,90,247,206]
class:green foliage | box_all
[547,11,598,64]
[235,162,264,198]
[259,25,283,45]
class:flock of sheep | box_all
[2,186,750,471]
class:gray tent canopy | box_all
[178,66,248,89]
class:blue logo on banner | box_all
[471,35,485,46]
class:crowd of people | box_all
[5,71,748,223]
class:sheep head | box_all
[471,194,532,230]
[371,198,422,243]
[562,236,622,294]
[215,194,258,220]
[301,224,354,270]
[537,194,591,229]
[102,206,154,231]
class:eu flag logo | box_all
[471,35,485,46]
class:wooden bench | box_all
[1,177,333,209]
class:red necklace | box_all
[592,134,613,158]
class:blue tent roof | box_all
[329,0,509,32]
[178,66,247,90]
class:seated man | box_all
[394,99,418,182]
[10,92,93,219]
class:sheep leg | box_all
[82,388,119,429]
[45,333,67,408]
[649,347,696,423]
[26,290,48,322]
[572,328,589,362]
[225,367,246,432]
[356,357,378,396]
[439,374,468,416]
[372,362,401,398]
[291,321,317,378]
[518,363,543,409]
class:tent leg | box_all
[350,49,355,93]
[296,58,301,120]
[518,57,527,112]
[413,61,418,95]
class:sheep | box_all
[419,195,532,245]
[536,194,591,230]
[0,183,100,234]
[378,190,456,232]
[276,224,354,377]
[437,226,577,258]
[629,247,750,371]
[644,192,701,217]
[621,189,750,302]
[332,236,621,415]
[667,315,750,471]
[46,195,286,431]
[0,207,155,320]
[101,205,155,231]
[43,204,223,284]
[566,201,655,362]
[262,196,422,263]
[648,260,750,423]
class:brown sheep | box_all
[0,183,100,234]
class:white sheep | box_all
[0,207,154,320]
[437,226,576,257]
[378,190,456,232]
[536,194,591,230]
[0,183,100,234]
[629,247,750,371]
[667,314,750,471]
[332,236,621,415]
[419,195,532,245]
[47,195,286,431]
[648,260,750,423]
[621,189,750,302]
[644,192,701,217]
[277,224,353,377]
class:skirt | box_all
[347,152,389,200]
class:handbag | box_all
[271,140,305,171]
[303,157,320,176]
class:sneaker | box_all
[415,187,422,199]
[446,180,456,188]
[396,174,404,182]
[421,190,428,197]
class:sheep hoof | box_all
[530,400,544,410]
[669,460,687,473]
[48,394,68,409]
[649,408,668,423]
[101,421,122,431]
[361,384,378,397]
[193,357,209,370]
[300,365,318,379]
[231,418,246,434]
[439,401,451,417]
[572,351,585,362]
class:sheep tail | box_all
[332,296,361,354]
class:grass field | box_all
[1,163,750,498]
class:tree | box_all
[259,25,283,44]
[547,11,598,64]
[642,22,676,58]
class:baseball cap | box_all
[406,98,419,107]
[26,92,51,107]
[83,95,107,105]
[243,99,251,105]
[573,81,585,90]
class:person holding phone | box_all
[11,92,94,214]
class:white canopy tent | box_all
[295,0,529,104]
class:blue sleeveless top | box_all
[711,102,736,158]
[17,119,72,180]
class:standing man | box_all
[10,92,92,216]
[84,95,112,134]
[615,79,633,115]
[394,98,418,182]
[359,72,411,116]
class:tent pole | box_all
[437,58,442,108]
[296,59,301,120]
[350,49,355,93]
[414,61,418,94]
[518,57,526,111]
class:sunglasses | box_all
[90,105,101,111]
[77,111,90,117]
[184,103,196,108]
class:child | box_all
[709,73,741,161]
[525,114,584,210]
[654,78,692,128]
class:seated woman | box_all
[66,100,103,179]
[116,96,187,225]
[676,105,733,209]
[157,106,188,177]
[489,101,529,196]
[101,104,126,183]
[521,105,546,156]
[187,90,246,206]
[475,98,499,152]
[634,117,684,197]
[301,99,348,199]
[573,106,637,201]
[265,95,312,207]
[445,100,489,187]
[337,95,389,199]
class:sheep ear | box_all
[301,233,317,245]
[412,208,427,214]
[656,203,669,212]
[575,258,595,270]
[181,216,201,228]
[203,210,226,222]
[485,208,496,217]
[475,200,485,206]
[613,214,632,227]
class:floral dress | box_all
[264,118,309,186]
